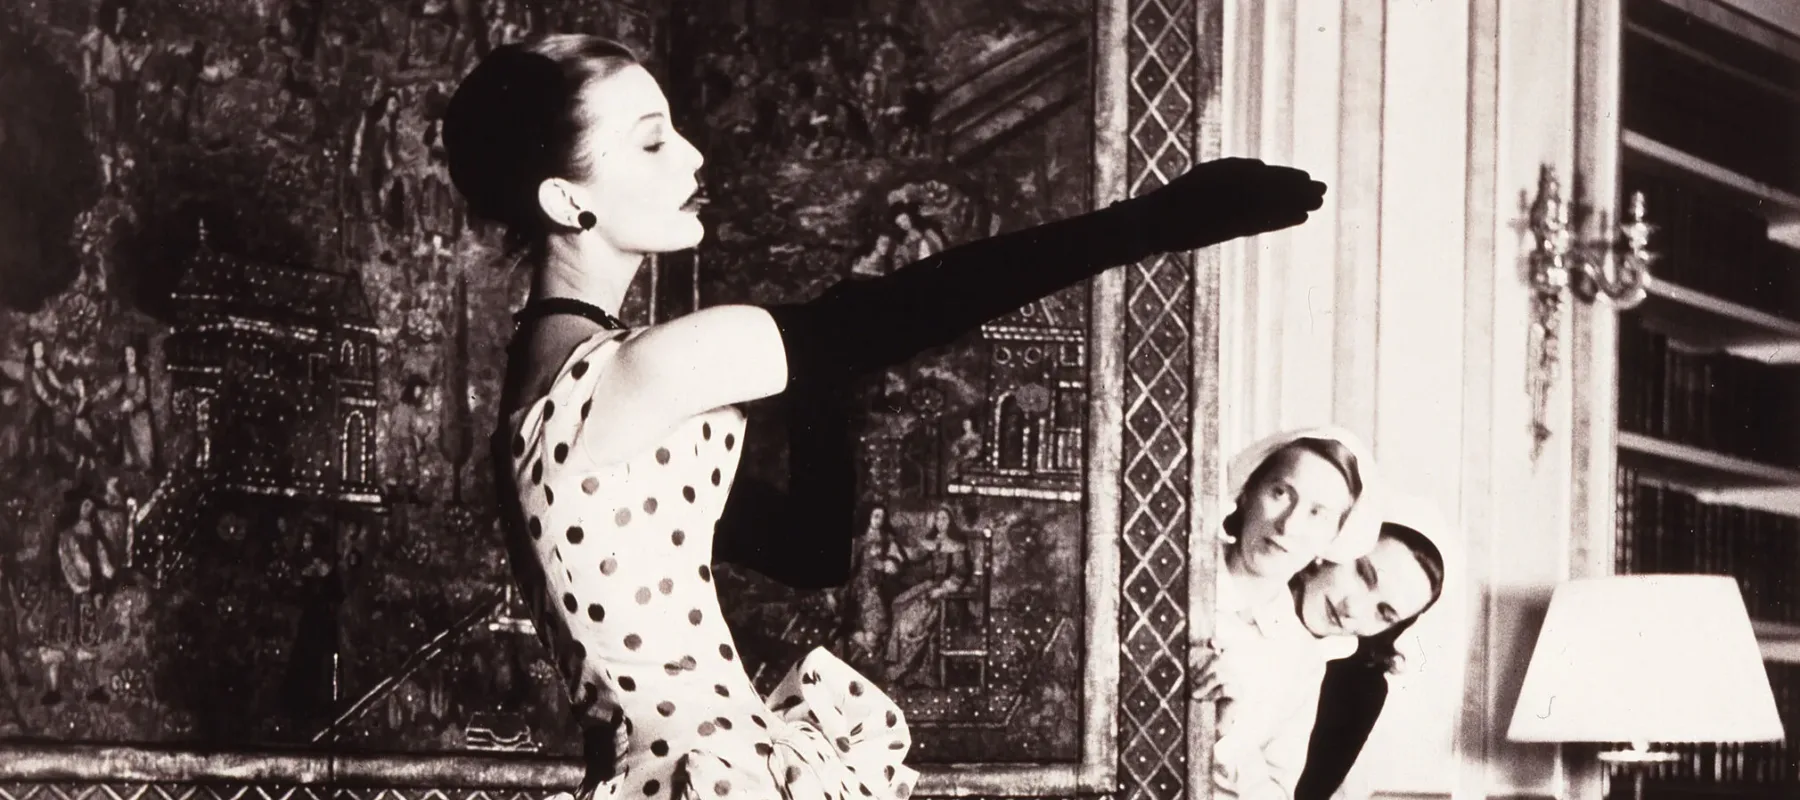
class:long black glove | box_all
[715,158,1325,589]
[766,157,1325,387]
[710,379,857,590]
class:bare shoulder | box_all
[502,319,627,417]
[496,304,789,467]
[615,304,780,353]
[606,304,787,396]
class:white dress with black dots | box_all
[501,329,919,800]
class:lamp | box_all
[1524,165,1657,459]
[1507,575,1784,800]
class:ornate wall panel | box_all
[0,0,1218,798]
[1114,1,1219,800]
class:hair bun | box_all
[443,44,567,232]
[442,36,639,253]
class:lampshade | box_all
[1506,574,1784,744]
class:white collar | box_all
[1219,571,1361,660]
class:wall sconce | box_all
[1525,165,1658,458]
[1529,165,1655,308]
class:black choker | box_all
[513,297,628,331]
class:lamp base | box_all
[1598,744,1678,800]
[1596,748,1681,765]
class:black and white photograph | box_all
[0,1,1795,800]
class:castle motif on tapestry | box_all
[135,227,388,586]
[948,296,1087,503]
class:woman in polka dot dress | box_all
[443,34,1326,800]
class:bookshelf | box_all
[1618,431,1800,489]
[1636,280,1800,360]
[1749,616,1800,659]
[1609,0,1800,792]
[1754,619,1800,663]
[1621,131,1800,244]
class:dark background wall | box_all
[0,0,1097,762]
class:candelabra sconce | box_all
[1529,165,1656,309]
[1525,165,1659,459]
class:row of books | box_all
[1616,470,1799,788]
[1618,318,1800,468]
[1630,665,1800,787]
[1616,1,1798,793]
[1620,166,1800,318]
[1616,468,1800,625]
[1624,26,1800,199]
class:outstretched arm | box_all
[578,158,1324,468]
[707,162,1325,591]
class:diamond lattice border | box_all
[1118,2,1206,800]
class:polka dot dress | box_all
[500,329,918,800]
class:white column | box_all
[1362,0,1472,792]
[1221,0,1596,796]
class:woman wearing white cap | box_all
[1197,427,1381,800]
[1195,442,1447,800]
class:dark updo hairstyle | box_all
[1335,521,1446,673]
[443,35,639,256]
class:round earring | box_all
[578,211,597,230]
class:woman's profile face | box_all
[869,507,885,527]
[566,64,706,254]
[1293,535,1435,638]
[1234,446,1354,581]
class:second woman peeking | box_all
[1197,429,1445,800]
